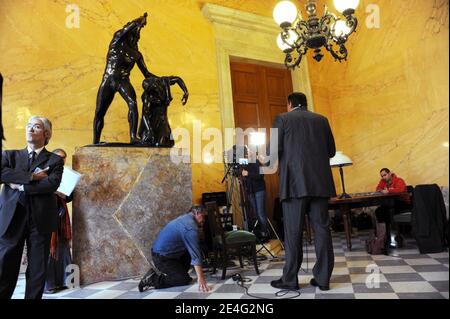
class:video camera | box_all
[224,145,249,177]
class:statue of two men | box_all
[93,13,188,147]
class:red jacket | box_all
[376,174,410,203]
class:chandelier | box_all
[273,0,359,69]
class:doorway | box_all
[230,59,293,222]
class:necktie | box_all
[19,151,36,207]
[28,151,36,170]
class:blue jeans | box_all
[248,190,268,234]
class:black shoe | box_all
[270,278,299,290]
[44,289,57,295]
[138,268,157,292]
[310,278,330,291]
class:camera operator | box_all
[241,147,269,241]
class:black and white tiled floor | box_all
[12,232,449,299]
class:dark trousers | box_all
[151,251,192,289]
[375,200,411,224]
[248,190,269,235]
[0,204,51,299]
[282,197,334,287]
[375,200,411,246]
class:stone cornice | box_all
[202,3,279,35]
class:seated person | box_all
[375,168,411,246]
[138,206,209,292]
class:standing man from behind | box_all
[270,92,336,291]
[138,205,209,293]
[0,116,64,299]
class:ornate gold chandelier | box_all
[273,0,359,69]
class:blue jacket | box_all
[152,213,203,266]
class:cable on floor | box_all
[232,273,301,300]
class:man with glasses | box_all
[138,205,209,293]
[0,116,64,299]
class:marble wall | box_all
[309,0,449,192]
[1,0,448,201]
[0,0,279,204]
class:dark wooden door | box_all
[230,60,293,221]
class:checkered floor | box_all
[12,232,449,299]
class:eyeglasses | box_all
[26,123,44,131]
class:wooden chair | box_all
[205,201,260,280]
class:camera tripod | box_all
[253,218,284,259]
[222,163,284,260]
[221,163,251,231]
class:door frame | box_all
[202,3,314,139]
[203,4,315,226]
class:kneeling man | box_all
[139,205,209,292]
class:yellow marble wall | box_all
[309,0,449,192]
[3,0,447,203]
[0,0,278,203]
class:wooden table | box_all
[328,192,409,250]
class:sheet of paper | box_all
[57,166,81,196]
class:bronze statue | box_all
[138,75,188,147]
[93,13,155,145]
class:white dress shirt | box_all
[17,146,46,191]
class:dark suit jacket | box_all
[0,148,64,236]
[273,108,336,201]
[412,184,447,254]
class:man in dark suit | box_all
[270,92,336,291]
[0,116,64,299]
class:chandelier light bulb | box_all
[277,30,298,52]
[333,0,360,13]
[273,1,298,27]
[332,20,352,37]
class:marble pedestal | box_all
[72,147,192,285]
